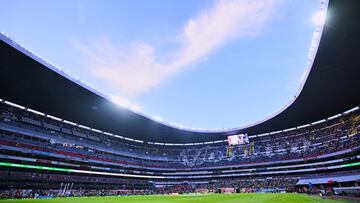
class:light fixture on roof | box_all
[152,115,163,122]
[312,10,327,26]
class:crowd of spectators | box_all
[0,102,359,199]
[2,169,360,199]
[0,188,155,199]
[0,102,359,170]
[0,176,297,199]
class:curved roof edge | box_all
[0,1,327,134]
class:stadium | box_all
[0,0,359,202]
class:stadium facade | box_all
[0,0,359,199]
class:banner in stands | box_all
[195,188,209,193]
[221,188,235,193]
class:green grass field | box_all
[0,193,358,203]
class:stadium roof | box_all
[0,0,359,143]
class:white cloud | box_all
[75,0,281,98]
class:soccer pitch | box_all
[0,193,356,203]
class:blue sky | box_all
[0,0,321,130]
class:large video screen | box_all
[227,134,249,146]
